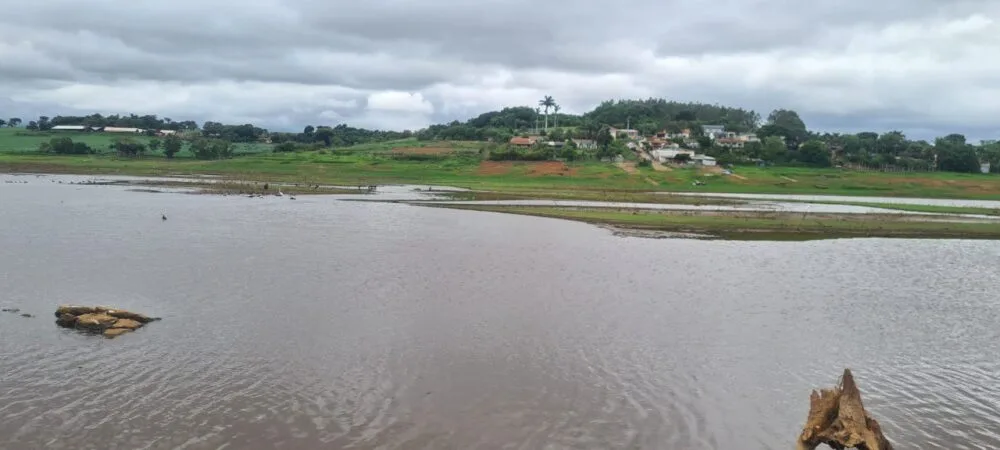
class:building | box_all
[651,148,695,162]
[572,139,597,150]
[157,130,178,136]
[982,162,992,174]
[51,125,89,132]
[692,154,717,166]
[509,136,537,148]
[103,127,144,133]
[702,125,726,138]
[716,137,744,149]
[608,127,640,140]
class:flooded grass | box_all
[431,205,1000,241]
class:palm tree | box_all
[538,96,555,130]
[552,104,561,128]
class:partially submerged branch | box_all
[797,369,893,450]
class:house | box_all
[982,162,992,174]
[157,130,178,136]
[650,149,695,162]
[103,127,144,134]
[716,137,744,149]
[702,125,725,138]
[509,136,537,148]
[738,133,760,143]
[572,139,597,150]
[51,125,89,132]
[692,154,717,166]
[608,127,640,140]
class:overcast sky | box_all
[2,0,1000,140]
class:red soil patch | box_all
[478,161,513,175]
[477,161,578,177]
[527,161,577,176]
[391,147,453,155]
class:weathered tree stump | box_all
[797,369,893,450]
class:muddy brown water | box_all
[2,175,1000,449]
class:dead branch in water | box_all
[797,369,894,450]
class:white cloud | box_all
[2,1,1000,138]
[366,91,434,114]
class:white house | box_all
[51,125,89,131]
[692,154,717,166]
[608,127,640,140]
[702,125,725,138]
[103,127,144,133]
[982,162,992,174]
[651,148,695,162]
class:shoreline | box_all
[5,168,1000,241]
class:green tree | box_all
[111,138,146,157]
[313,127,334,146]
[148,138,161,154]
[538,95,555,130]
[303,125,315,135]
[26,121,38,130]
[595,126,613,149]
[762,136,787,162]
[797,140,831,167]
[163,134,182,159]
[37,116,52,131]
[744,141,763,159]
[0,119,6,128]
[548,128,565,141]
[935,134,980,173]
[552,104,561,128]
[274,142,298,153]
[190,138,233,160]
[8,118,21,127]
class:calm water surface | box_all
[2,174,999,449]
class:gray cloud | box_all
[2,0,1000,139]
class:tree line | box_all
[5,100,999,172]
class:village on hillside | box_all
[509,124,762,168]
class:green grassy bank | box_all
[3,131,1000,199]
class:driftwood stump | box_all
[797,369,893,450]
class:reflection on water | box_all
[2,175,999,449]
[671,192,1000,209]
[420,199,1000,220]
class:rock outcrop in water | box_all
[54,305,160,338]
[797,369,893,450]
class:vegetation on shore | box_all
[428,205,1000,241]
[4,141,1000,199]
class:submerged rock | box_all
[2,308,21,313]
[20,313,34,318]
[111,318,143,330]
[103,328,133,338]
[56,313,77,328]
[54,305,159,338]
[75,313,119,331]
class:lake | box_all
[2,174,999,449]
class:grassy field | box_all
[0,128,272,157]
[3,131,1000,199]
[433,205,1000,240]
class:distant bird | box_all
[290,196,296,200]
[162,214,167,221]
[277,190,284,197]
